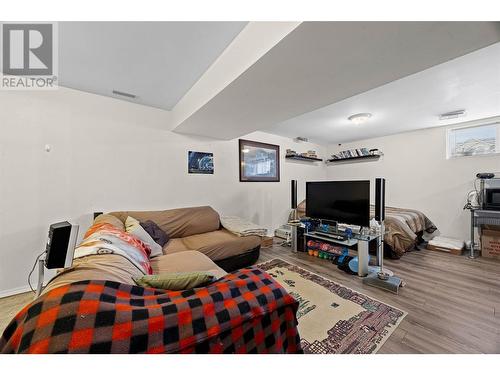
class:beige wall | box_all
[326,121,500,242]
[0,87,327,296]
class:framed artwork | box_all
[188,151,214,174]
[239,139,280,182]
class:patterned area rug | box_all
[258,258,406,354]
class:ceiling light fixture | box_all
[348,113,372,124]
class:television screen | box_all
[306,180,370,227]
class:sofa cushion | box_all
[109,206,220,238]
[164,229,260,261]
[161,238,188,254]
[150,250,227,279]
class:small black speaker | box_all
[291,180,298,209]
[45,222,79,269]
[375,178,386,222]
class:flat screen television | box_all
[306,180,370,227]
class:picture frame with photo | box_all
[188,151,214,174]
[239,139,280,182]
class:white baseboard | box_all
[0,268,54,299]
[0,285,34,299]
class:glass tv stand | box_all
[290,223,380,277]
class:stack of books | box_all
[287,149,319,158]
[300,150,318,158]
[330,148,371,159]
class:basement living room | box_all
[1,1,500,372]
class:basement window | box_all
[447,122,499,158]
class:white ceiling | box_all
[264,42,500,144]
[59,22,246,110]
[174,22,500,140]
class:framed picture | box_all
[188,151,214,174]
[239,139,280,182]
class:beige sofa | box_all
[43,206,261,295]
[108,206,261,271]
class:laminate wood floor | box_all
[1,244,499,353]
[0,292,33,335]
[260,243,500,353]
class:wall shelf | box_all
[285,155,323,162]
[326,154,381,164]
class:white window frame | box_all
[446,119,500,159]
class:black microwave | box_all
[481,177,500,211]
[484,188,500,210]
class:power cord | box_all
[27,250,46,293]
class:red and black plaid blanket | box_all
[0,268,302,354]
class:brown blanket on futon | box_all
[370,206,438,256]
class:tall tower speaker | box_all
[291,180,298,209]
[375,178,385,222]
[365,177,402,294]
[289,180,299,222]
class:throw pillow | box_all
[140,220,169,247]
[125,216,163,258]
[133,272,215,290]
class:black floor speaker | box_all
[291,179,297,209]
[375,178,386,222]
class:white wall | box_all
[7,85,490,297]
[326,123,500,241]
[0,87,327,296]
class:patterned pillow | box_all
[76,222,152,274]
[93,213,125,231]
[125,216,163,258]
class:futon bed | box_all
[370,205,438,257]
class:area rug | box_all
[257,258,406,354]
